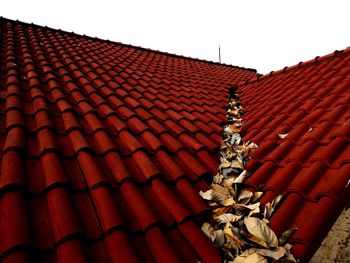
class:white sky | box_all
[2,0,350,74]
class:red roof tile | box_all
[239,48,350,262]
[0,18,257,262]
[2,16,349,263]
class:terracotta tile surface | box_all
[0,18,257,263]
[1,16,349,263]
[239,49,350,262]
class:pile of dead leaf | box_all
[200,87,297,263]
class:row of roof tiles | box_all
[0,17,257,263]
[239,47,350,262]
[1,17,349,263]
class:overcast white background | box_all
[2,0,350,74]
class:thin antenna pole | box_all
[219,45,221,63]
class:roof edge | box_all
[0,16,257,73]
[241,46,350,85]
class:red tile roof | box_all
[1,16,349,263]
[239,49,350,262]
[0,18,257,262]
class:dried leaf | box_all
[201,223,225,247]
[279,244,297,262]
[272,195,284,210]
[213,206,232,216]
[244,217,279,248]
[223,224,245,250]
[225,124,241,134]
[223,177,236,187]
[263,195,284,218]
[279,228,298,246]
[251,191,263,202]
[213,173,224,184]
[278,133,288,139]
[233,146,244,156]
[231,133,242,145]
[234,247,287,262]
[254,247,286,260]
[212,184,230,201]
[246,233,268,248]
[238,189,253,203]
[284,243,293,250]
[209,201,219,207]
[262,218,269,224]
[233,250,268,263]
[231,159,244,170]
[230,203,249,212]
[214,213,242,224]
[221,141,228,149]
[224,185,237,198]
[275,253,297,263]
[222,167,234,177]
[201,223,215,242]
[225,151,237,160]
[220,161,232,169]
[245,141,258,153]
[211,184,229,194]
[248,206,260,217]
[231,202,260,211]
[242,202,261,210]
[233,170,247,183]
[199,189,214,200]
[264,202,274,219]
[221,197,235,206]
[214,229,225,247]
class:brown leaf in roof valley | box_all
[233,251,267,263]
[200,87,297,262]
[244,217,278,248]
